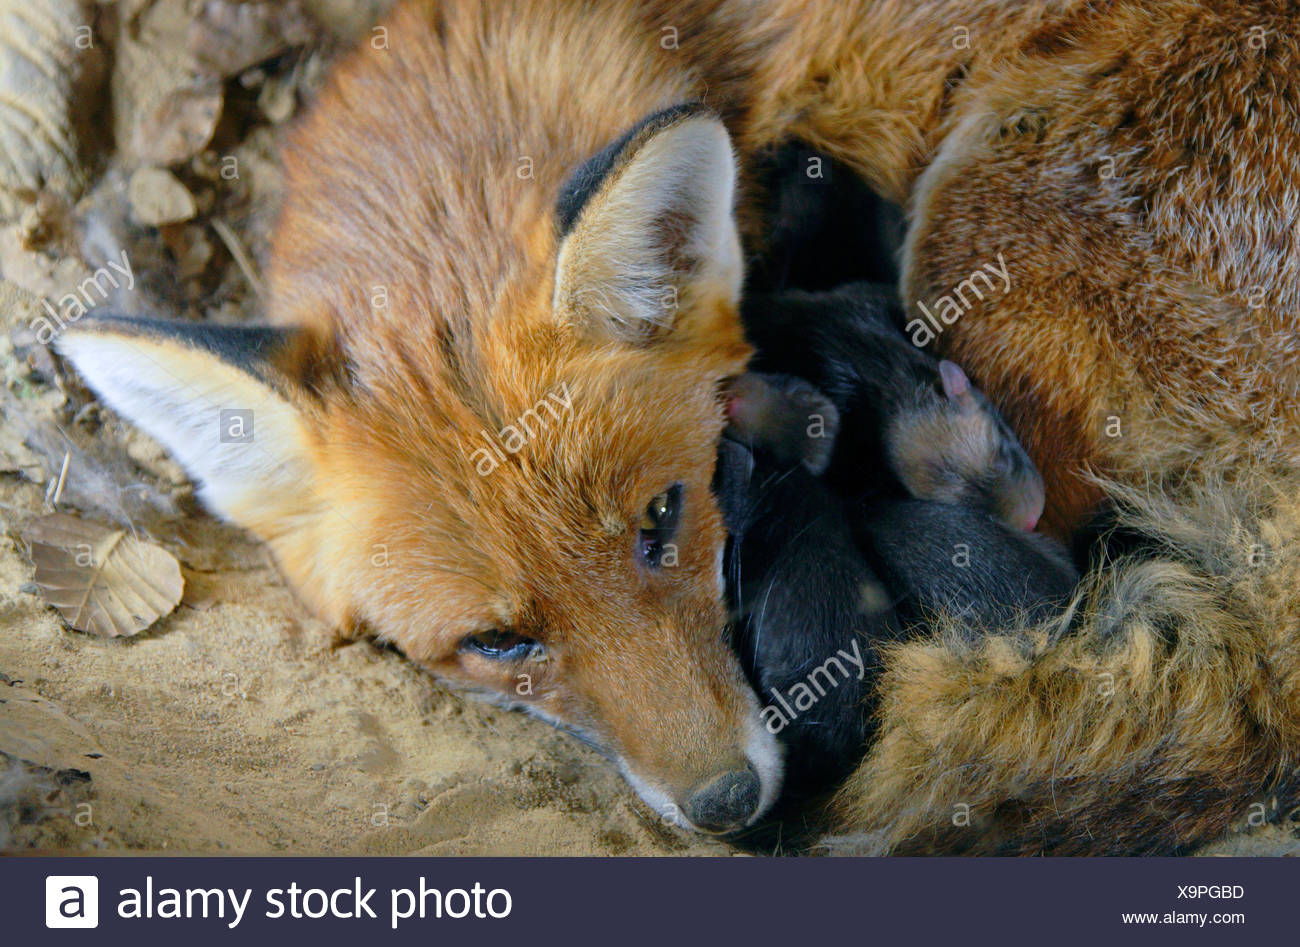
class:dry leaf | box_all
[22,512,184,637]
[178,568,225,611]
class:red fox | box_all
[57,0,1300,850]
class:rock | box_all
[128,168,196,226]
[125,83,224,168]
[258,76,297,124]
[302,0,393,43]
[185,0,318,78]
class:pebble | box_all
[128,167,197,226]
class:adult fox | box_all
[58,0,1300,851]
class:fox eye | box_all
[639,483,683,568]
[460,630,539,660]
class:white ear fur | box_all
[553,114,742,339]
[56,328,314,527]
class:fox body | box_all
[58,0,1300,851]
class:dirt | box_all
[0,492,725,854]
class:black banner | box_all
[5,856,1294,945]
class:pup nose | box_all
[683,765,761,833]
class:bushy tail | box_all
[826,471,1300,855]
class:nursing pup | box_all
[720,377,1078,798]
[853,499,1078,632]
[716,435,895,796]
[742,283,1046,532]
[721,299,1079,798]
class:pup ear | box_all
[938,360,976,411]
[553,105,743,343]
[55,315,327,531]
[725,372,841,476]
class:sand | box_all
[0,471,725,855]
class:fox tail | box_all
[827,469,1300,855]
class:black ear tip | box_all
[555,101,713,235]
[49,311,138,354]
[53,312,301,386]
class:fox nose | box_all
[683,765,762,833]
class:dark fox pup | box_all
[719,286,1078,800]
[742,282,1046,533]
[717,380,899,796]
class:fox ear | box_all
[55,316,324,530]
[553,106,743,343]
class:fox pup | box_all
[716,434,894,797]
[721,454,1077,797]
[741,283,1045,532]
[56,0,1300,852]
[722,340,1075,796]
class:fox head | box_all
[57,106,783,833]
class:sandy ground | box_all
[0,477,725,854]
[0,0,1296,858]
